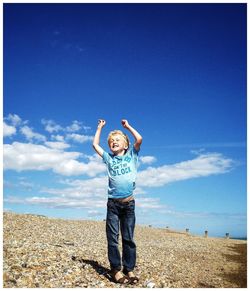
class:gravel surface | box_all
[3,212,247,288]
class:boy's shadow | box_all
[72,256,112,281]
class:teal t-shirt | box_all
[102,146,139,198]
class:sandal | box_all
[110,270,130,284]
[123,269,139,284]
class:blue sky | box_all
[3,3,247,237]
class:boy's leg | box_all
[120,200,136,272]
[106,199,122,271]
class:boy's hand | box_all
[98,119,106,128]
[121,119,129,129]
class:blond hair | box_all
[107,130,130,148]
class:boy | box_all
[93,119,142,284]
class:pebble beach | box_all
[3,212,247,288]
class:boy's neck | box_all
[113,149,126,156]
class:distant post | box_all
[204,230,208,238]
[186,228,189,234]
[225,233,230,239]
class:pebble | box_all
[145,281,155,288]
[3,212,247,288]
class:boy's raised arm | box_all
[121,119,142,152]
[93,119,106,157]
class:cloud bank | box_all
[3,113,236,217]
[137,153,233,187]
[3,122,16,137]
[3,142,105,177]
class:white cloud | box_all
[157,208,247,220]
[3,116,236,217]
[53,159,86,176]
[5,114,22,126]
[4,192,163,211]
[87,210,104,217]
[3,122,16,137]
[4,195,106,210]
[19,181,34,191]
[3,151,235,214]
[137,152,233,188]
[133,187,146,195]
[66,120,82,132]
[5,189,245,225]
[156,142,246,149]
[41,119,63,133]
[3,142,79,174]
[81,154,107,176]
[140,156,157,164]
[20,126,46,142]
[51,135,65,142]
[45,141,70,150]
[136,197,163,209]
[3,142,106,177]
[66,133,93,143]
[42,119,92,136]
[3,114,23,137]
[42,176,107,198]
[82,125,91,132]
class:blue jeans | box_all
[106,198,136,272]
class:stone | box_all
[3,212,247,288]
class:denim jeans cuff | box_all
[111,266,122,272]
[123,267,134,273]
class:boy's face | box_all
[108,134,128,155]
